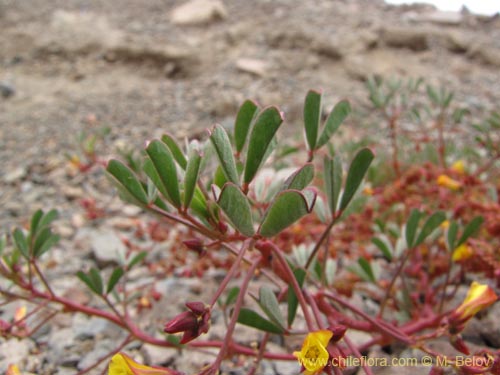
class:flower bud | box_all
[183,239,205,255]
[437,174,461,191]
[164,311,198,334]
[164,301,211,344]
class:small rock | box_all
[90,229,127,267]
[123,204,143,216]
[38,10,124,54]
[476,302,500,347]
[46,328,75,364]
[0,82,15,98]
[0,338,32,372]
[381,27,429,51]
[470,44,500,67]
[4,166,26,183]
[71,213,86,228]
[77,339,115,370]
[170,0,227,26]
[61,185,85,200]
[443,31,471,53]
[73,315,121,340]
[417,11,463,25]
[141,344,173,366]
[236,58,269,77]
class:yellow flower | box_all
[452,244,473,262]
[362,186,374,196]
[451,160,465,175]
[437,175,461,191]
[108,353,180,375]
[14,306,26,323]
[441,220,450,230]
[6,364,21,375]
[293,330,333,375]
[453,282,497,325]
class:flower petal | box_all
[109,353,181,375]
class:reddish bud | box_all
[164,301,211,344]
[183,239,206,256]
[164,311,198,334]
[218,221,228,234]
[185,301,206,315]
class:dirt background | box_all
[0,1,500,374]
[1,0,500,231]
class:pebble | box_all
[236,58,269,77]
[3,166,26,183]
[89,228,127,267]
[170,0,227,26]
[0,338,32,372]
[0,82,15,98]
[381,26,430,51]
[77,339,116,370]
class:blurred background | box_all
[1,0,499,230]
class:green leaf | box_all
[426,85,440,106]
[36,209,59,235]
[304,90,322,151]
[0,235,5,256]
[30,210,44,236]
[358,257,376,283]
[33,227,51,255]
[161,133,187,170]
[13,229,29,259]
[35,233,60,257]
[107,159,149,205]
[237,308,284,334]
[339,148,374,211]
[234,99,259,154]
[146,140,181,209]
[324,155,342,215]
[128,251,148,269]
[287,268,306,326]
[405,209,422,249]
[282,163,314,191]
[183,149,202,209]
[259,189,316,238]
[258,286,286,329]
[190,187,210,221]
[317,100,351,148]
[216,183,255,236]
[371,237,392,261]
[447,221,459,251]
[414,211,446,247]
[457,216,484,247]
[225,286,240,306]
[209,124,239,185]
[143,163,171,213]
[77,271,97,294]
[89,268,104,295]
[213,165,228,188]
[107,267,125,294]
[77,268,103,295]
[244,107,283,184]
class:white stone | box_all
[236,58,269,77]
[171,0,227,26]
